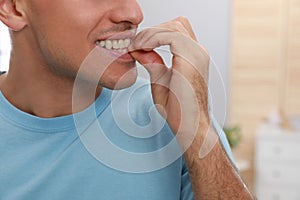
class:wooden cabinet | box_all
[285,0,300,116]
[255,124,300,200]
[231,0,300,190]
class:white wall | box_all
[139,0,232,125]
[0,22,11,72]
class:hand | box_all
[129,17,255,199]
[129,17,210,150]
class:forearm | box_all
[183,122,255,200]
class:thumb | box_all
[130,50,169,83]
[130,50,171,110]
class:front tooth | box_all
[98,39,130,50]
[105,40,113,49]
[118,40,125,49]
[124,39,131,48]
[113,40,119,49]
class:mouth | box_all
[96,38,131,54]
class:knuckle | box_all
[173,20,184,29]
[177,16,190,27]
[178,16,189,23]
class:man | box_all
[0,0,255,199]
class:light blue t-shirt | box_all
[0,78,233,200]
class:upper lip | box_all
[95,29,136,42]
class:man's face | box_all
[23,0,143,89]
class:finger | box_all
[170,17,209,56]
[128,27,172,52]
[132,30,206,67]
[130,50,168,83]
[156,17,197,41]
[130,30,182,55]
[130,22,210,83]
[129,19,192,52]
[172,16,198,41]
[158,19,191,37]
[130,50,171,108]
[138,31,209,84]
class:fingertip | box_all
[127,43,135,52]
[130,50,165,66]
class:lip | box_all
[95,46,135,62]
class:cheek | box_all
[27,1,99,53]
[40,23,92,63]
[32,20,96,76]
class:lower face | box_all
[23,0,142,90]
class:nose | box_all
[109,0,144,26]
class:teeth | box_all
[96,38,131,52]
[100,41,105,47]
[105,40,112,50]
[124,39,131,47]
[112,40,118,49]
[118,40,125,49]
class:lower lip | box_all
[96,46,135,62]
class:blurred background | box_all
[1,0,300,199]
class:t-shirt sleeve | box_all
[180,114,235,199]
[180,159,194,200]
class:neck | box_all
[0,53,102,119]
[0,29,104,118]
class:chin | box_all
[109,73,138,90]
[100,64,138,90]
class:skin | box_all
[0,0,255,199]
[0,0,143,116]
